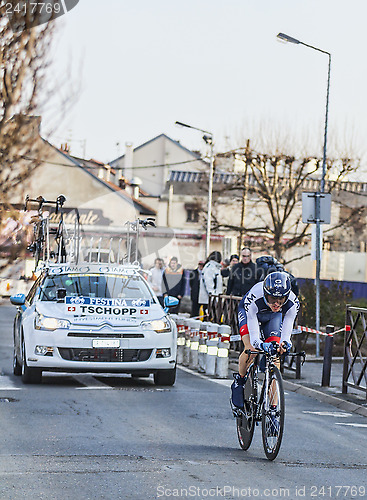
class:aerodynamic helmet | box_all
[263,271,291,306]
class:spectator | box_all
[227,247,262,297]
[189,260,205,317]
[162,256,185,313]
[198,251,223,317]
[148,257,165,306]
[256,255,299,296]
[221,254,239,293]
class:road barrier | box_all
[183,318,191,367]
[216,342,229,378]
[171,315,232,379]
[174,315,185,365]
[205,339,218,376]
[344,306,367,400]
[189,319,201,370]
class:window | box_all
[185,203,201,223]
[39,274,154,301]
[186,208,199,223]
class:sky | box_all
[43,0,367,166]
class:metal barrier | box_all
[208,294,242,352]
[343,306,367,400]
[208,294,304,378]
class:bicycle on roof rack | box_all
[50,195,68,263]
[80,217,156,266]
[123,217,156,264]
[231,345,305,460]
[25,194,71,269]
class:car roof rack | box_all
[25,199,156,271]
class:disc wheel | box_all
[236,364,256,450]
[261,366,285,460]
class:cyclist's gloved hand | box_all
[260,342,278,355]
[281,341,292,354]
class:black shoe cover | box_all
[231,373,245,408]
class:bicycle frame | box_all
[246,349,304,419]
[241,351,277,424]
[234,348,305,460]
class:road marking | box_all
[178,365,232,387]
[73,374,112,390]
[335,423,367,428]
[0,375,22,391]
[303,411,353,418]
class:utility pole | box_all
[238,139,250,253]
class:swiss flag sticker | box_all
[140,309,149,315]
[68,306,76,312]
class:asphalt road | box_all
[0,304,366,500]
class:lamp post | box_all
[277,33,331,355]
[175,121,214,257]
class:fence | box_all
[208,294,304,377]
[343,306,367,400]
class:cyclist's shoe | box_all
[231,373,247,409]
[269,405,279,436]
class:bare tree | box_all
[0,4,56,221]
[210,144,360,263]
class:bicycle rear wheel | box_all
[261,365,285,460]
[236,364,256,450]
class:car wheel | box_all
[13,345,22,376]
[21,340,42,384]
[153,366,176,386]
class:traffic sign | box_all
[302,192,331,224]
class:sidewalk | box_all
[229,355,367,418]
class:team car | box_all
[10,263,178,385]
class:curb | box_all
[178,365,367,418]
[283,379,367,418]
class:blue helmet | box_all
[263,272,291,303]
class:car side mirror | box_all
[57,288,67,302]
[10,293,26,306]
[164,296,179,308]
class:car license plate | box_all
[92,339,120,348]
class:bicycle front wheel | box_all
[236,364,256,450]
[261,366,285,460]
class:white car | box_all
[11,263,178,385]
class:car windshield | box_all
[38,274,154,302]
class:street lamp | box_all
[175,121,214,257]
[277,32,331,355]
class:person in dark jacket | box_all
[227,247,262,297]
[162,256,186,313]
[256,255,299,296]
[189,260,205,317]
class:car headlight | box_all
[35,313,70,331]
[141,316,171,333]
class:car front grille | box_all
[58,348,152,362]
[67,332,144,338]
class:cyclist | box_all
[231,271,300,409]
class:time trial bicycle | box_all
[231,344,305,460]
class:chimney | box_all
[124,142,134,181]
[105,165,111,182]
[130,177,142,199]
